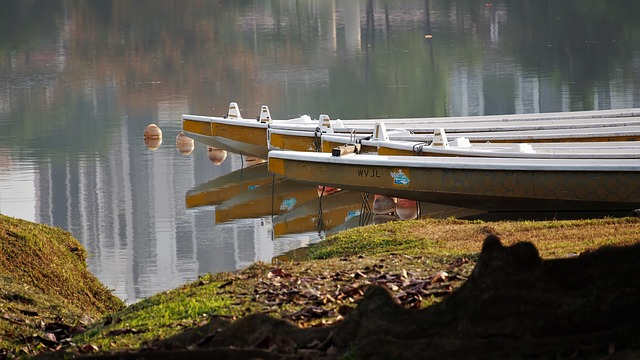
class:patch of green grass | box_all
[75,275,234,350]
[309,220,444,259]
[308,217,640,260]
[0,214,124,352]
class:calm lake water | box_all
[1,0,640,303]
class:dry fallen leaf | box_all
[431,271,449,284]
[78,344,99,353]
[268,268,291,279]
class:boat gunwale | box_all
[336,107,640,124]
[184,107,640,127]
[182,114,319,130]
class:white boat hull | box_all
[268,151,640,212]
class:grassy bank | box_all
[1,215,639,356]
[71,217,640,353]
[0,214,124,355]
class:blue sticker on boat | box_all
[248,185,258,191]
[390,169,410,186]
[280,198,297,211]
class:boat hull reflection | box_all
[214,179,321,223]
[273,190,366,236]
[185,163,280,208]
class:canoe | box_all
[363,125,640,159]
[268,150,640,212]
[184,102,640,158]
[343,115,640,133]
[183,103,320,158]
[337,107,640,125]
[270,121,640,157]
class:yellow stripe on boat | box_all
[212,122,268,147]
[268,157,285,176]
[183,119,212,136]
[270,131,321,152]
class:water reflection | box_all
[175,132,195,156]
[273,190,365,237]
[186,163,280,209]
[215,179,319,223]
[188,166,491,239]
[206,147,228,165]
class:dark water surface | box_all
[1,0,639,302]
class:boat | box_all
[270,119,640,156]
[361,124,640,159]
[285,122,640,154]
[268,150,640,212]
[183,103,322,158]
[183,102,640,158]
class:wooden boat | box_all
[268,150,640,212]
[185,163,280,208]
[362,125,640,159]
[269,127,407,154]
[184,102,640,158]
